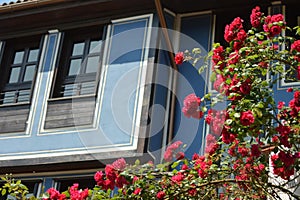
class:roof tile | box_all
[1,0,36,7]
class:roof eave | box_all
[0,0,70,13]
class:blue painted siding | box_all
[173,14,212,158]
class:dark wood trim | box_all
[52,25,103,98]
[0,151,154,174]
[0,34,43,104]
[154,0,178,146]
[0,0,155,40]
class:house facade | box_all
[0,0,298,197]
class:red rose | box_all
[175,51,184,65]
[270,25,282,37]
[250,6,262,28]
[221,129,236,144]
[258,61,269,68]
[276,125,291,137]
[105,164,117,181]
[224,17,244,43]
[277,101,285,109]
[94,171,104,183]
[237,29,247,41]
[156,191,166,200]
[176,151,185,160]
[291,40,300,52]
[116,175,129,188]
[297,66,300,80]
[181,164,189,170]
[240,110,255,126]
[133,188,142,195]
[171,173,184,184]
[271,14,284,23]
[228,51,240,65]
[212,45,225,69]
[238,146,249,157]
[240,79,252,95]
[251,144,261,158]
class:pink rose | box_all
[182,93,203,119]
[112,158,126,171]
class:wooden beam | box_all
[154,0,178,145]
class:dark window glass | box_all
[0,179,41,200]
[55,176,95,192]
[52,25,103,98]
[0,35,42,105]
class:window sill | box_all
[0,101,30,108]
[48,94,96,102]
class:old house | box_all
[0,0,298,197]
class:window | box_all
[54,176,95,192]
[0,35,42,134]
[44,25,103,130]
[0,179,41,200]
[0,35,42,105]
[52,25,103,98]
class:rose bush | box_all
[1,6,300,200]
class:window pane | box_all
[28,49,39,62]
[86,56,99,73]
[72,42,84,56]
[18,90,31,102]
[63,83,78,97]
[81,81,95,95]
[56,177,94,192]
[2,91,15,104]
[68,59,82,75]
[13,51,24,64]
[23,65,36,82]
[89,40,102,53]
[9,67,21,83]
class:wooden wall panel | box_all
[44,96,96,129]
[0,104,30,133]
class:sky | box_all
[0,0,12,3]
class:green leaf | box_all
[198,66,205,74]
[171,161,179,169]
[210,71,216,82]
[253,108,263,118]
[192,48,201,54]
[234,113,240,118]
[256,102,264,109]
[134,159,140,166]
[1,189,6,196]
